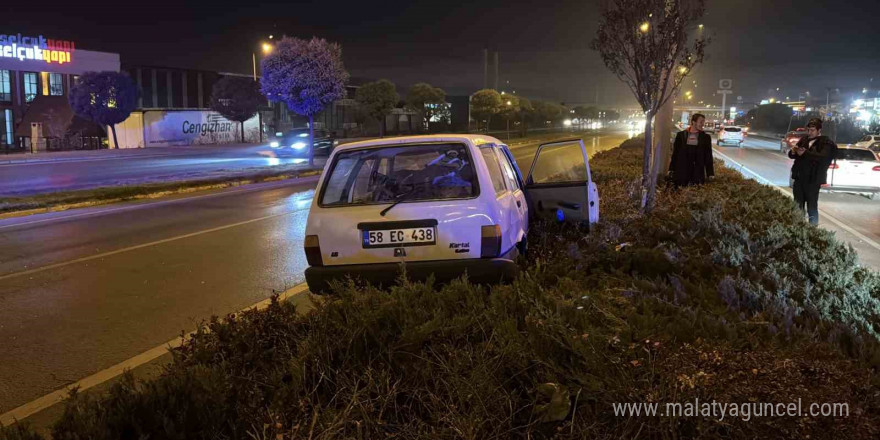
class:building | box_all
[0,31,120,151]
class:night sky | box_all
[3,0,879,108]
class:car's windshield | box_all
[836,149,877,161]
[319,143,478,206]
[285,129,325,138]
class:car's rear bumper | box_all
[305,257,520,293]
[822,185,880,193]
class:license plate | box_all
[363,227,436,248]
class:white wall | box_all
[108,112,144,149]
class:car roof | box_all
[334,134,505,152]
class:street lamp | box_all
[639,22,650,33]
[506,100,512,140]
[252,41,274,81]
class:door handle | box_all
[558,201,581,210]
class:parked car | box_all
[717,126,744,147]
[703,121,719,133]
[854,134,880,152]
[268,128,336,157]
[780,130,808,153]
[825,147,880,200]
[303,134,599,293]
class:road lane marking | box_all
[0,176,319,231]
[0,282,310,427]
[0,207,310,282]
[713,148,880,253]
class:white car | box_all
[717,126,744,147]
[854,134,880,153]
[303,134,599,293]
[825,146,880,200]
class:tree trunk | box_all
[646,95,674,212]
[110,123,120,150]
[308,115,315,167]
[240,121,245,143]
[640,114,653,210]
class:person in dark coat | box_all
[788,118,836,225]
[669,113,714,187]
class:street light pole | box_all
[252,53,257,81]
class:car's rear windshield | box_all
[724,127,741,132]
[836,149,877,161]
[319,143,479,207]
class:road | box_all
[0,144,321,197]
[710,133,880,270]
[0,130,632,418]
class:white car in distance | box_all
[717,126,744,147]
[302,134,600,293]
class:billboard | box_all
[143,110,260,147]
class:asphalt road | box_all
[0,144,321,197]
[710,133,880,270]
[0,130,632,417]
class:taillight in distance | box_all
[480,225,502,258]
[304,235,323,266]
[828,164,839,169]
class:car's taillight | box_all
[872,166,880,172]
[828,164,839,169]
[304,235,323,266]
[480,225,502,258]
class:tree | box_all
[574,105,599,129]
[752,103,796,134]
[210,76,263,143]
[355,79,399,137]
[68,71,138,150]
[517,96,534,136]
[405,83,446,132]
[261,37,349,165]
[591,0,709,212]
[471,89,502,131]
[531,100,564,128]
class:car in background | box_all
[269,128,337,157]
[717,126,744,147]
[780,130,808,153]
[854,134,880,153]
[825,147,880,200]
[703,121,719,133]
[302,134,599,293]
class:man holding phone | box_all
[788,118,836,225]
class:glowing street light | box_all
[698,24,704,29]
[262,43,273,54]
[639,22,650,33]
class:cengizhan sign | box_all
[0,33,75,64]
[143,111,259,147]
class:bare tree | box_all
[591,0,709,211]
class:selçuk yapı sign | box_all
[0,33,75,64]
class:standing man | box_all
[788,118,836,225]
[669,113,714,187]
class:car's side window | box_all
[496,147,521,191]
[480,146,508,195]
[529,143,587,185]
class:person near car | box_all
[788,118,836,225]
[669,113,714,187]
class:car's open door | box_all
[524,139,599,225]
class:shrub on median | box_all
[4,138,879,439]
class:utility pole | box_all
[493,52,499,91]
[483,49,488,90]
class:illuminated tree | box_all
[211,76,263,143]
[261,37,349,165]
[591,0,709,211]
[68,71,138,149]
[471,89,502,131]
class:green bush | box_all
[4,138,879,439]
